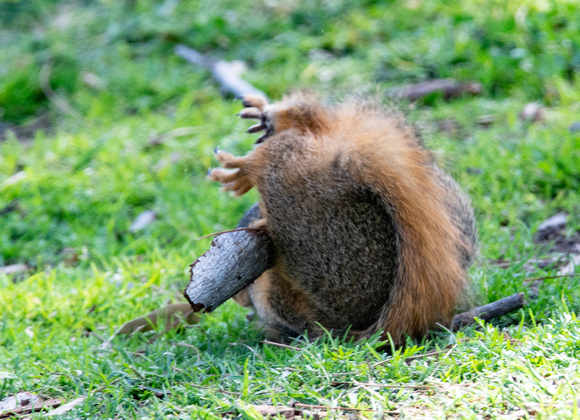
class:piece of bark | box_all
[175,44,268,100]
[386,78,482,102]
[114,303,199,336]
[184,203,275,312]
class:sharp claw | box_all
[237,109,262,119]
[207,167,212,176]
[241,98,256,108]
[214,146,220,154]
[246,123,266,133]
[255,133,268,144]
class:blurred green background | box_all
[0,0,579,418]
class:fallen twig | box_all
[386,78,482,102]
[331,381,432,389]
[452,263,580,330]
[147,126,202,148]
[372,345,455,367]
[175,44,267,99]
[293,403,372,412]
[451,292,528,331]
[404,348,454,364]
[487,256,564,270]
[293,402,399,415]
[189,383,240,397]
[523,273,580,283]
[261,340,301,351]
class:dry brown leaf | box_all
[115,302,199,336]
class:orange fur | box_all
[210,93,475,344]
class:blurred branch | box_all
[386,78,482,102]
[175,44,268,100]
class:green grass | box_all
[1,0,579,418]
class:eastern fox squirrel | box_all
[209,93,476,345]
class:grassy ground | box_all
[1,0,580,418]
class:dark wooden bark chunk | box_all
[184,204,274,312]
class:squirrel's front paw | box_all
[237,95,274,144]
[213,148,244,169]
[208,148,254,196]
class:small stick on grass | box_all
[331,381,432,390]
[261,340,301,351]
[293,403,400,415]
[523,273,580,283]
[372,345,455,367]
[293,403,372,412]
[451,292,528,331]
[189,383,240,397]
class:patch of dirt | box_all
[534,212,580,254]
